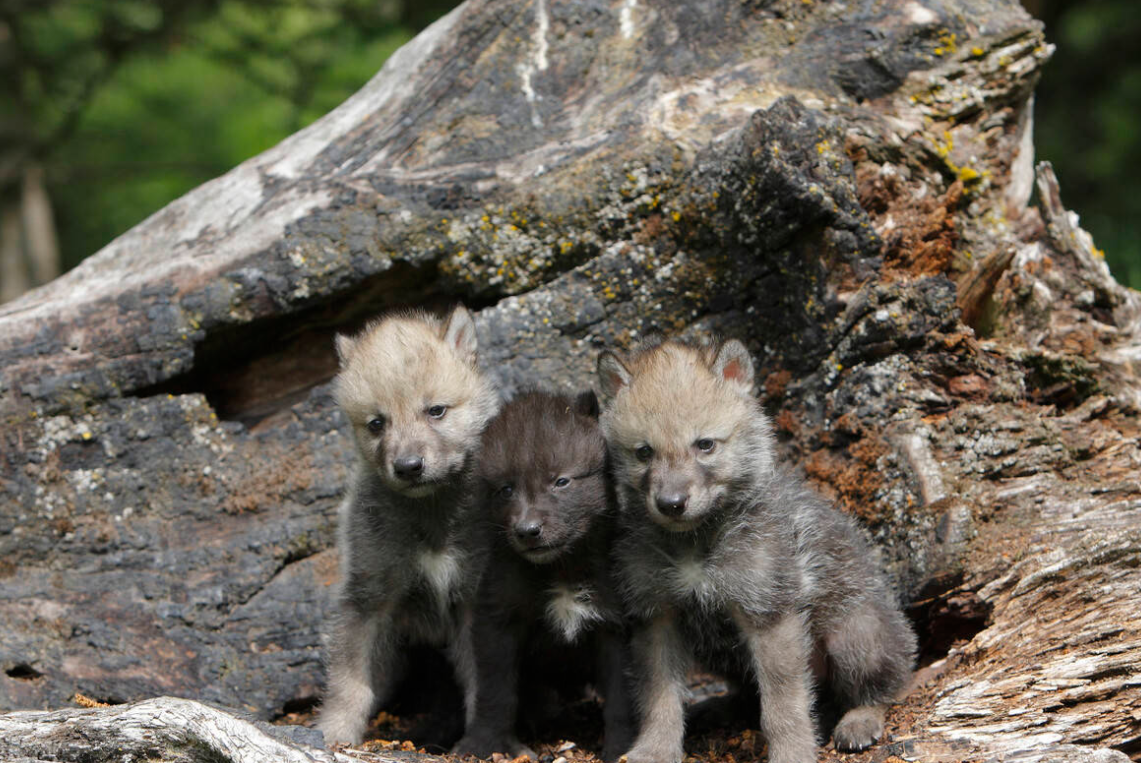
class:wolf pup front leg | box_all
[319,305,500,746]
[622,612,690,763]
[596,628,638,762]
[734,611,817,763]
[320,600,398,744]
[455,606,535,759]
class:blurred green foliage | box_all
[1,0,455,273]
[1028,0,1141,288]
[2,1,1138,291]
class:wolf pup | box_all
[453,391,636,762]
[597,337,916,763]
[318,305,500,745]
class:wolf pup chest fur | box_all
[318,305,499,746]
[453,391,636,763]
[598,337,916,763]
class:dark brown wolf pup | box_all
[453,390,636,762]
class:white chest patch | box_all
[417,547,460,603]
[545,584,604,643]
[673,556,713,599]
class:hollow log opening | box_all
[134,261,500,427]
[5,665,42,681]
[905,572,994,667]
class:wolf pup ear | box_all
[574,390,601,419]
[597,351,632,402]
[712,339,755,394]
[334,333,356,368]
[442,304,478,361]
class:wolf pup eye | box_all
[426,404,448,419]
[553,476,571,488]
[367,416,386,434]
[635,444,654,462]
[498,484,514,498]
[695,438,716,453]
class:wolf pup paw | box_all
[317,711,367,747]
[453,734,536,760]
[621,742,683,763]
[832,705,885,752]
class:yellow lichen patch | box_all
[957,166,980,183]
[933,130,953,159]
[938,30,958,54]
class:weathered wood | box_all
[1,0,1139,760]
[0,696,411,763]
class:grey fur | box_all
[319,473,490,744]
[318,307,499,746]
[598,338,916,763]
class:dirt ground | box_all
[278,657,963,763]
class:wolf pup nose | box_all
[318,305,499,746]
[393,454,425,479]
[598,337,916,763]
[453,390,636,762]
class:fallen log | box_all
[1,0,1138,759]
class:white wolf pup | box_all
[597,337,916,763]
[319,305,500,745]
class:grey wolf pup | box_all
[453,390,637,762]
[318,305,500,745]
[596,337,916,763]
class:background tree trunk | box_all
[0,0,1138,760]
[0,163,61,302]
[20,164,61,288]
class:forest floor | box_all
[275,659,967,763]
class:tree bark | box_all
[0,696,405,763]
[0,202,29,302]
[0,0,1138,760]
[0,163,61,304]
[20,164,61,288]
